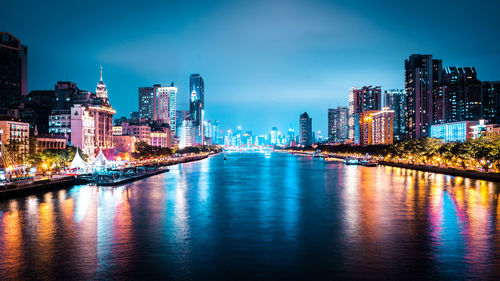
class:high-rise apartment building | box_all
[358,108,394,146]
[384,89,406,141]
[348,86,382,144]
[481,81,500,124]
[178,118,195,149]
[328,106,348,143]
[153,84,177,135]
[371,108,394,145]
[0,32,28,106]
[435,67,482,123]
[299,112,312,146]
[138,86,154,121]
[405,54,442,139]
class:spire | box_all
[100,65,103,82]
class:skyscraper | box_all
[153,84,177,135]
[481,81,500,124]
[189,74,204,144]
[384,89,406,141]
[405,54,442,139]
[0,32,28,106]
[299,112,312,146]
[138,86,154,121]
[348,86,382,144]
[435,67,482,123]
[328,106,348,143]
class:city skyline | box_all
[4,0,500,134]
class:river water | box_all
[1,152,500,280]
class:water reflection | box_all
[0,153,498,280]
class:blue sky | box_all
[3,0,500,135]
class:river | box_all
[1,152,500,280]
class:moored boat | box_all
[344,157,359,165]
[360,158,378,167]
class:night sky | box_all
[3,0,500,135]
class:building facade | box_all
[0,32,28,107]
[435,67,482,124]
[349,86,382,144]
[70,105,95,156]
[189,74,204,144]
[299,112,312,146]
[0,120,29,163]
[138,86,154,121]
[328,106,348,143]
[121,122,151,144]
[371,108,394,145]
[481,81,500,124]
[33,135,66,153]
[430,120,477,142]
[405,54,442,139]
[178,118,195,149]
[384,89,406,141]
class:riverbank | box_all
[379,161,500,182]
[0,176,76,198]
[286,151,500,182]
[0,152,215,199]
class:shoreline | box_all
[379,161,500,182]
[286,151,500,182]
[0,152,215,199]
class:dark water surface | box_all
[1,152,500,280]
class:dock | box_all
[0,176,76,198]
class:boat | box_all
[360,158,378,167]
[224,154,227,160]
[344,157,359,165]
[323,157,339,163]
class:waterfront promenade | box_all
[286,150,500,182]
[0,153,214,198]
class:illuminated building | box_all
[384,89,406,141]
[121,122,151,144]
[287,128,295,146]
[270,127,278,145]
[151,129,171,148]
[430,120,477,142]
[113,135,136,153]
[348,86,381,143]
[0,32,27,106]
[435,67,482,123]
[138,87,154,121]
[0,120,29,160]
[328,106,348,143]
[112,126,122,136]
[299,112,312,146]
[88,67,115,152]
[153,84,177,135]
[371,108,394,145]
[178,118,195,148]
[70,104,95,156]
[470,119,500,139]
[33,135,66,153]
[359,110,377,146]
[405,54,442,138]
[139,84,177,135]
[48,109,71,138]
[481,81,500,123]
[189,74,204,144]
[358,108,394,146]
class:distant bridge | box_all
[224,144,274,151]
